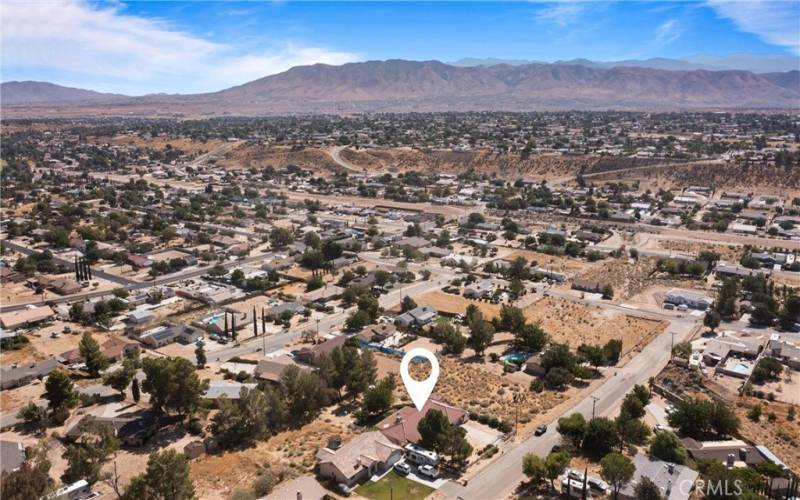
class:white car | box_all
[417,465,440,479]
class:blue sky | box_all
[2,1,798,95]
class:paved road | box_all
[440,316,698,499]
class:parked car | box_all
[535,424,548,436]
[417,465,440,479]
[394,462,411,475]
[337,484,352,497]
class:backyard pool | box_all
[501,352,529,364]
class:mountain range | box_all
[2,59,798,116]
[451,53,800,73]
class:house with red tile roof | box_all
[376,398,467,446]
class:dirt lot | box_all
[736,397,800,472]
[416,290,502,319]
[190,418,352,499]
[573,257,659,301]
[219,144,342,173]
[654,238,744,262]
[506,249,587,274]
[522,297,667,354]
[409,357,571,435]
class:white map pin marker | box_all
[400,348,440,411]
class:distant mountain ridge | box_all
[0,81,127,105]
[2,59,799,115]
[452,53,800,73]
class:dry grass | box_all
[190,419,353,499]
[522,297,667,353]
[415,291,501,319]
[410,357,569,431]
[656,239,743,262]
[506,249,587,274]
[735,397,800,472]
[574,257,659,300]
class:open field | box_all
[412,357,571,433]
[415,291,502,319]
[522,297,667,353]
[190,418,353,499]
[735,397,800,472]
[506,249,587,274]
[573,257,659,300]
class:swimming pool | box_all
[501,352,529,364]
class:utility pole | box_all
[590,396,599,419]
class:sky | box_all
[2,0,799,95]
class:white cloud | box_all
[706,0,800,54]
[655,19,682,45]
[535,2,587,27]
[0,0,360,94]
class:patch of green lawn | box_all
[355,471,435,500]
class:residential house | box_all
[203,380,258,401]
[377,399,467,446]
[65,414,159,447]
[395,306,437,328]
[619,454,699,500]
[0,305,56,330]
[664,289,713,310]
[316,431,403,487]
[0,441,26,475]
[254,356,303,383]
[1,358,59,390]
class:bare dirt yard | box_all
[735,397,800,472]
[654,238,744,262]
[506,249,587,274]
[190,418,353,499]
[410,357,572,435]
[573,257,658,301]
[415,290,502,319]
[522,297,667,354]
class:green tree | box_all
[131,377,141,403]
[305,275,324,292]
[667,397,739,439]
[17,402,48,431]
[195,343,206,369]
[141,357,208,418]
[704,310,721,333]
[62,417,119,484]
[269,227,294,249]
[362,374,396,416]
[417,409,472,466]
[44,369,79,423]
[545,451,571,490]
[401,295,418,313]
[80,332,109,378]
[516,323,549,352]
[649,430,688,464]
[557,412,587,448]
[467,315,494,357]
[600,452,635,500]
[634,477,663,500]
[0,441,54,500]
[123,450,196,500]
[498,305,526,333]
[582,417,617,457]
[211,387,269,448]
[522,453,547,486]
[102,366,135,397]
